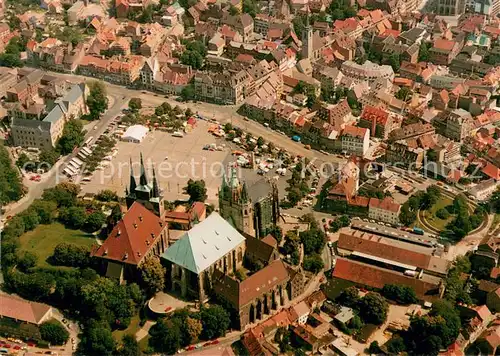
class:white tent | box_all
[121,125,149,143]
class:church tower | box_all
[218,167,256,237]
[302,9,313,60]
[126,153,164,218]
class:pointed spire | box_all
[139,152,148,186]
[241,182,249,203]
[152,166,160,198]
[129,157,137,194]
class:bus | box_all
[84,136,94,146]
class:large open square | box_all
[81,121,231,205]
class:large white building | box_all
[468,179,499,201]
[340,125,370,157]
[11,83,88,150]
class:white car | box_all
[172,131,184,138]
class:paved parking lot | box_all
[81,121,231,205]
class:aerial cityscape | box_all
[0,0,500,354]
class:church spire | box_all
[152,166,160,198]
[139,152,148,186]
[129,157,137,193]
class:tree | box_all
[18,251,38,272]
[57,119,85,155]
[139,257,166,295]
[180,50,204,69]
[470,253,495,280]
[31,199,58,224]
[42,182,79,207]
[200,305,230,339]
[388,54,401,72]
[39,149,59,166]
[257,136,265,147]
[381,284,418,304]
[243,0,258,17]
[418,42,430,62]
[395,87,413,101]
[299,226,326,255]
[149,318,181,354]
[337,286,360,308]
[95,189,119,202]
[180,84,195,101]
[117,334,140,356]
[359,292,388,325]
[40,321,69,345]
[128,98,142,112]
[186,317,202,343]
[84,211,106,232]
[184,179,207,202]
[0,143,23,204]
[386,336,406,354]
[16,152,30,169]
[87,80,109,120]
[303,254,324,273]
[59,206,87,229]
[436,208,450,220]
[79,324,116,356]
[51,243,91,268]
[426,148,438,162]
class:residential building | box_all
[340,60,395,87]
[11,83,88,150]
[368,196,401,225]
[194,70,249,105]
[468,179,499,201]
[429,38,463,65]
[385,141,425,168]
[358,105,399,139]
[67,1,84,25]
[340,125,370,157]
[442,109,474,142]
[0,67,18,98]
[78,55,144,86]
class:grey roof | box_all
[43,83,85,123]
[161,212,245,274]
[43,104,64,123]
[11,118,50,131]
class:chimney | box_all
[117,229,121,236]
[123,252,128,260]
[139,215,143,222]
[133,222,138,228]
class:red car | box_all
[211,340,220,345]
[203,342,211,347]
[4,344,11,348]
[27,343,36,347]
[186,346,196,351]
[13,345,21,350]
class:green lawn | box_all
[423,196,454,231]
[18,223,95,268]
[112,315,141,343]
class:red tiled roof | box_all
[482,162,500,180]
[369,196,400,213]
[338,232,431,269]
[91,202,167,265]
[0,294,52,325]
[239,260,289,306]
[361,105,389,126]
[342,125,368,139]
[433,38,455,51]
[332,257,440,300]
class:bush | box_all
[436,208,450,220]
[40,321,69,345]
[50,243,91,268]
